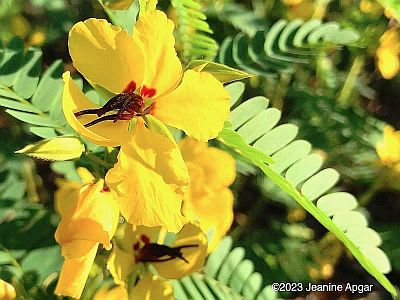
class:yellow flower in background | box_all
[63,10,230,147]
[9,15,31,39]
[54,179,119,299]
[359,0,383,15]
[180,138,236,251]
[282,0,304,5]
[0,279,16,300]
[377,28,400,79]
[28,29,46,46]
[376,125,400,172]
[105,119,189,232]
[108,222,207,285]
[284,0,314,20]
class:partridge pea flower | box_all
[63,10,230,147]
[108,222,207,286]
[0,279,16,300]
[105,119,190,232]
[376,125,400,172]
[54,179,119,299]
[180,138,236,251]
[93,276,173,300]
[377,28,400,79]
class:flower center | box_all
[74,80,155,127]
[133,234,197,264]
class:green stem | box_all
[337,56,364,107]
[358,176,385,206]
[86,152,113,169]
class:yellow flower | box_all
[377,28,400,79]
[93,275,172,300]
[282,0,304,6]
[0,279,16,300]
[28,29,46,46]
[63,10,230,147]
[285,0,314,20]
[108,222,207,285]
[376,125,400,172]
[179,138,236,251]
[359,0,383,15]
[105,119,190,232]
[129,275,173,300]
[93,285,128,300]
[54,179,120,299]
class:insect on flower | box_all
[74,81,151,127]
[134,234,198,264]
[108,223,207,283]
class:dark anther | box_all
[136,243,198,264]
[73,92,145,127]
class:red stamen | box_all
[101,186,110,192]
[124,80,137,93]
[141,234,150,244]
[133,242,140,250]
[141,85,156,98]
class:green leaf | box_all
[230,96,269,130]
[32,59,64,112]
[300,168,340,201]
[5,109,59,127]
[220,87,396,296]
[0,98,42,113]
[317,192,358,216]
[0,38,24,87]
[376,0,400,22]
[218,122,274,165]
[144,114,175,142]
[176,237,276,300]
[13,47,42,99]
[226,82,245,107]
[16,136,84,161]
[171,0,218,61]
[29,126,58,138]
[187,60,252,84]
[285,153,324,187]
[21,245,63,284]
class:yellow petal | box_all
[68,18,144,94]
[184,189,234,252]
[54,179,81,216]
[55,179,119,249]
[154,223,207,278]
[108,242,136,285]
[62,72,133,147]
[152,70,230,142]
[377,48,400,79]
[76,167,96,184]
[180,137,236,190]
[94,285,128,300]
[106,121,189,232]
[0,279,16,300]
[376,125,400,163]
[55,240,98,299]
[133,10,182,97]
[129,275,173,300]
